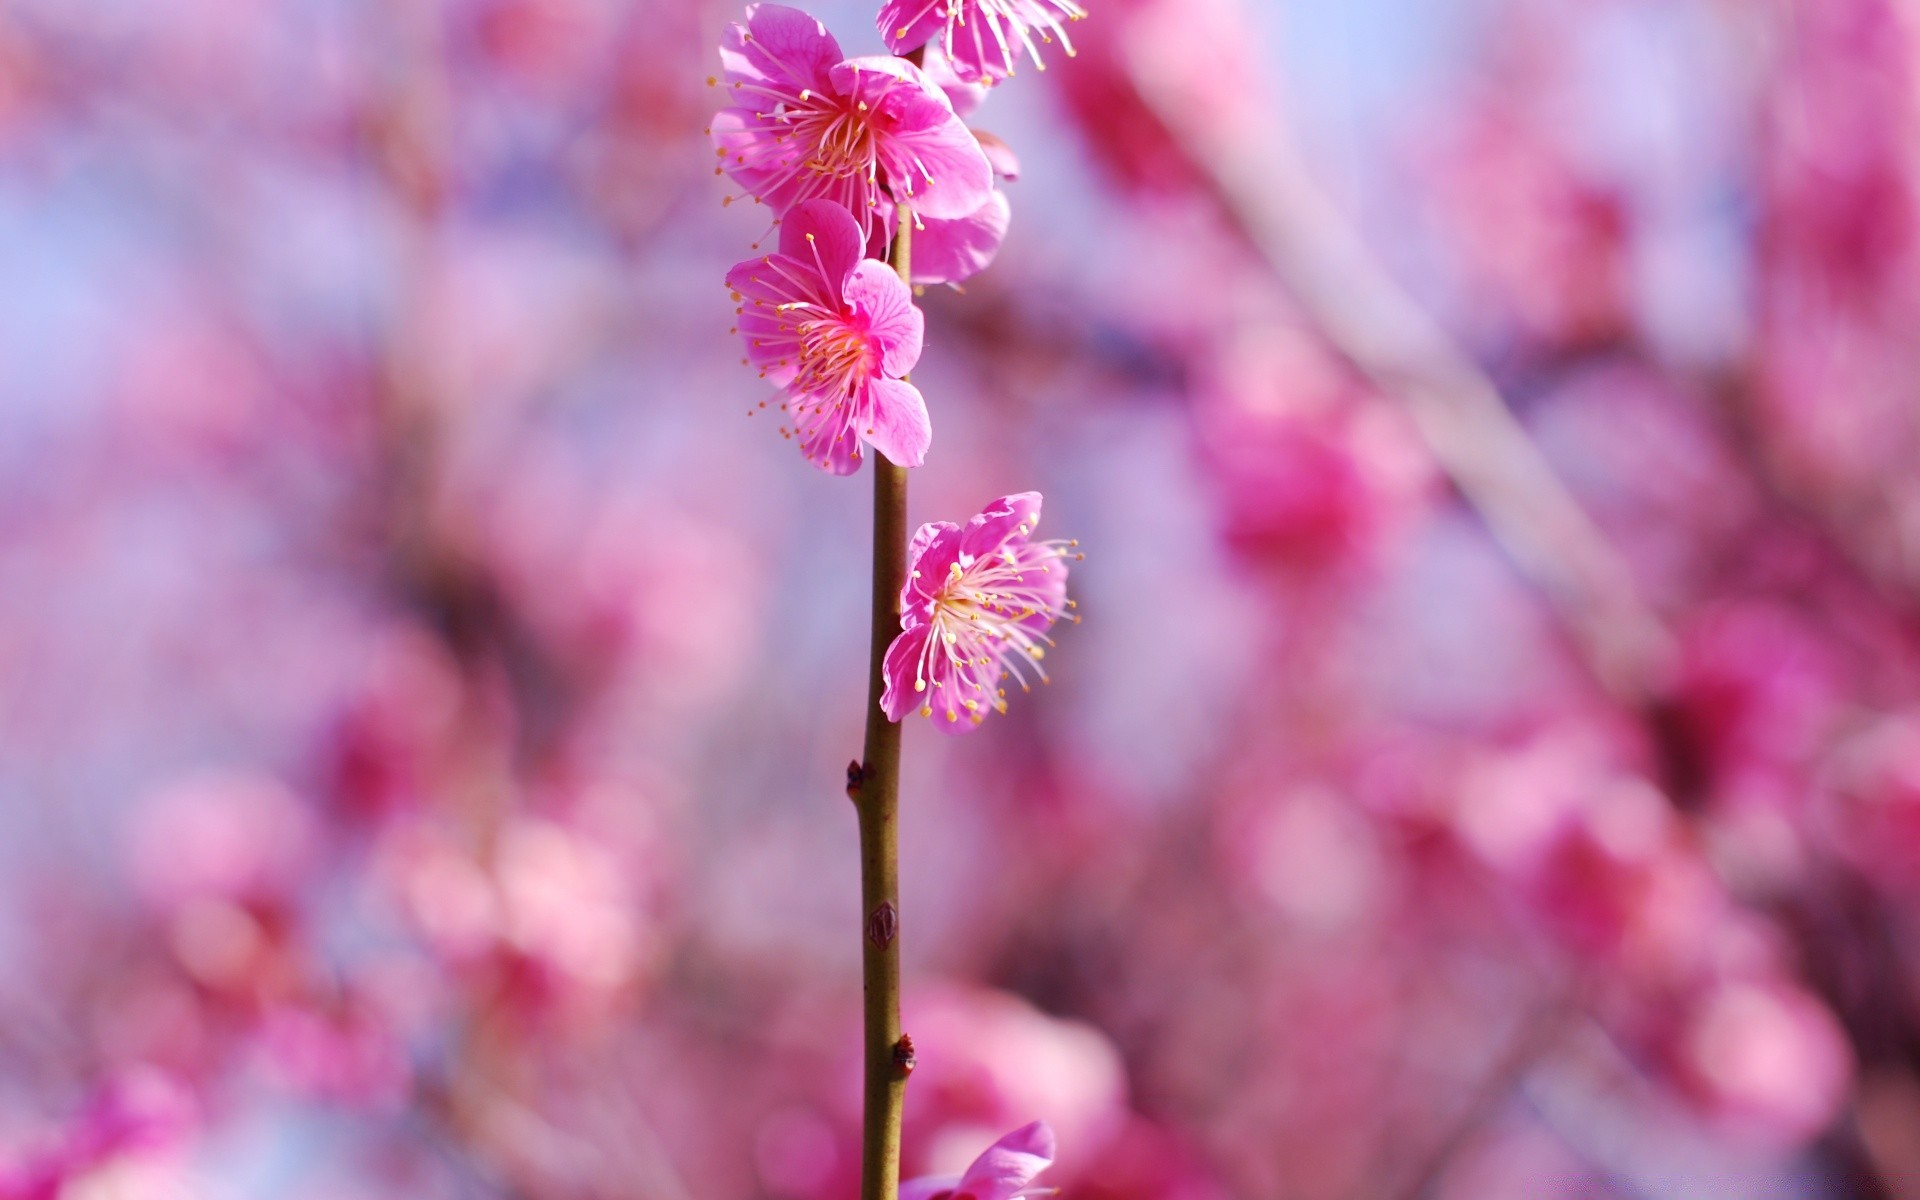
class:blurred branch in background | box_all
[1132,55,1676,709]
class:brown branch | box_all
[850,205,915,1200]
[1128,67,1674,706]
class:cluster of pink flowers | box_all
[715,0,1083,732]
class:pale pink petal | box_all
[779,200,866,290]
[861,378,932,469]
[913,190,1011,287]
[960,492,1044,562]
[955,1121,1056,1200]
[844,260,924,376]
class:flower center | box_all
[797,101,879,181]
[795,315,874,396]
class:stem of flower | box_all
[853,204,913,1200]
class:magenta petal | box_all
[913,190,1011,287]
[877,105,995,220]
[959,492,1043,562]
[880,623,932,721]
[844,260,923,377]
[862,378,931,469]
[877,0,945,56]
[955,1122,1056,1200]
[901,522,962,613]
[721,4,840,93]
[779,200,866,290]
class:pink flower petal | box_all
[844,260,924,377]
[877,108,996,220]
[877,0,947,59]
[902,521,963,613]
[960,492,1044,562]
[880,622,934,721]
[914,190,1011,287]
[779,199,866,290]
[862,377,932,469]
[955,1121,1056,1200]
[720,4,840,93]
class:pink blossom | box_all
[712,5,994,244]
[881,493,1078,731]
[913,132,1018,287]
[913,190,1012,286]
[727,199,931,473]
[880,1,1087,84]
[900,1121,1057,1200]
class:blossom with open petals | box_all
[882,493,1079,731]
[901,1121,1057,1200]
[879,1,1087,84]
[727,199,930,473]
[712,4,994,246]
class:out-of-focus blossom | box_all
[377,814,653,1012]
[879,0,1087,84]
[1673,976,1853,1145]
[901,1121,1056,1200]
[892,985,1127,1175]
[126,773,316,907]
[0,1070,197,1200]
[257,1001,410,1106]
[1416,107,1632,352]
[712,5,993,245]
[882,493,1078,731]
[728,199,931,473]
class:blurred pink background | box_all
[4,0,1920,1196]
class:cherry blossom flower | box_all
[901,1121,1057,1200]
[727,199,931,473]
[711,4,994,244]
[882,493,1079,731]
[879,1,1087,84]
